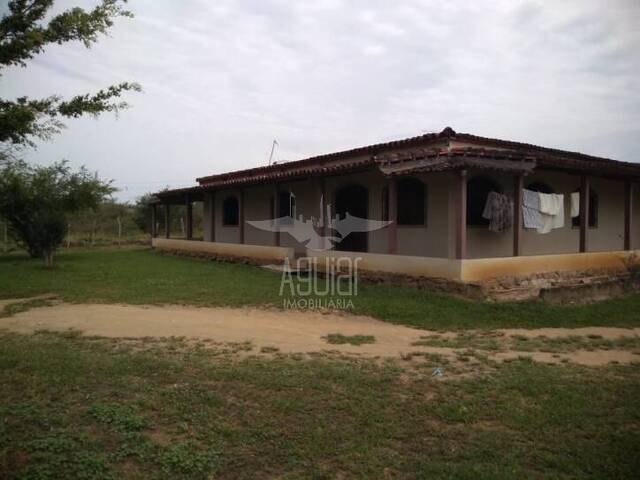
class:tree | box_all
[133,192,155,234]
[0,0,140,163]
[0,160,115,266]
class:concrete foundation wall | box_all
[152,238,294,262]
[461,250,638,282]
[308,249,462,280]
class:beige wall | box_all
[200,167,635,260]
[465,170,631,258]
[213,189,241,244]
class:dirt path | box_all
[1,301,638,367]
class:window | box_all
[571,188,598,228]
[278,191,296,218]
[467,176,502,226]
[397,178,425,225]
[222,196,239,226]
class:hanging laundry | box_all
[482,191,513,232]
[537,193,564,234]
[522,189,543,229]
[571,191,580,218]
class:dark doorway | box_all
[334,184,368,252]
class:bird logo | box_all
[246,195,392,251]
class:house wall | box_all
[634,185,640,250]
[200,166,636,260]
[465,170,631,259]
[244,184,278,247]
[213,188,241,244]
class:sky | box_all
[2,0,640,202]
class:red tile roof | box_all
[155,127,640,199]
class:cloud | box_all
[1,0,638,201]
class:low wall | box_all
[154,239,639,284]
[152,238,295,264]
[306,249,462,280]
[461,250,638,282]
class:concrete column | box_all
[455,170,467,259]
[273,183,280,246]
[164,204,170,239]
[579,176,590,252]
[239,189,245,244]
[151,204,157,238]
[624,181,633,250]
[210,191,216,242]
[513,174,523,256]
[185,195,193,240]
[388,177,398,254]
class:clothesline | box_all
[482,189,581,234]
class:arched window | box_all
[572,188,598,228]
[467,176,502,226]
[526,182,554,194]
[222,196,239,226]
[397,178,425,225]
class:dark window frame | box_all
[222,196,239,226]
[571,188,598,229]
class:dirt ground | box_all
[1,299,639,367]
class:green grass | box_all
[324,333,376,346]
[0,332,638,479]
[412,332,640,354]
[2,247,640,330]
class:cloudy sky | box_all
[2,0,639,201]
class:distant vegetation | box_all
[0,195,204,253]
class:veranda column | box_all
[150,204,157,238]
[624,181,633,250]
[239,188,245,244]
[319,177,327,239]
[513,174,524,256]
[579,176,590,252]
[210,191,216,242]
[185,195,193,240]
[273,183,280,247]
[388,177,398,254]
[455,170,467,259]
[164,204,170,239]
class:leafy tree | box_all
[0,160,115,266]
[0,0,140,162]
[133,192,155,234]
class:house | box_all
[151,127,640,282]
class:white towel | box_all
[538,192,561,216]
[571,192,580,218]
[537,193,564,234]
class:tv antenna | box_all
[268,139,279,166]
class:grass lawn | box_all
[2,247,640,330]
[0,332,639,479]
